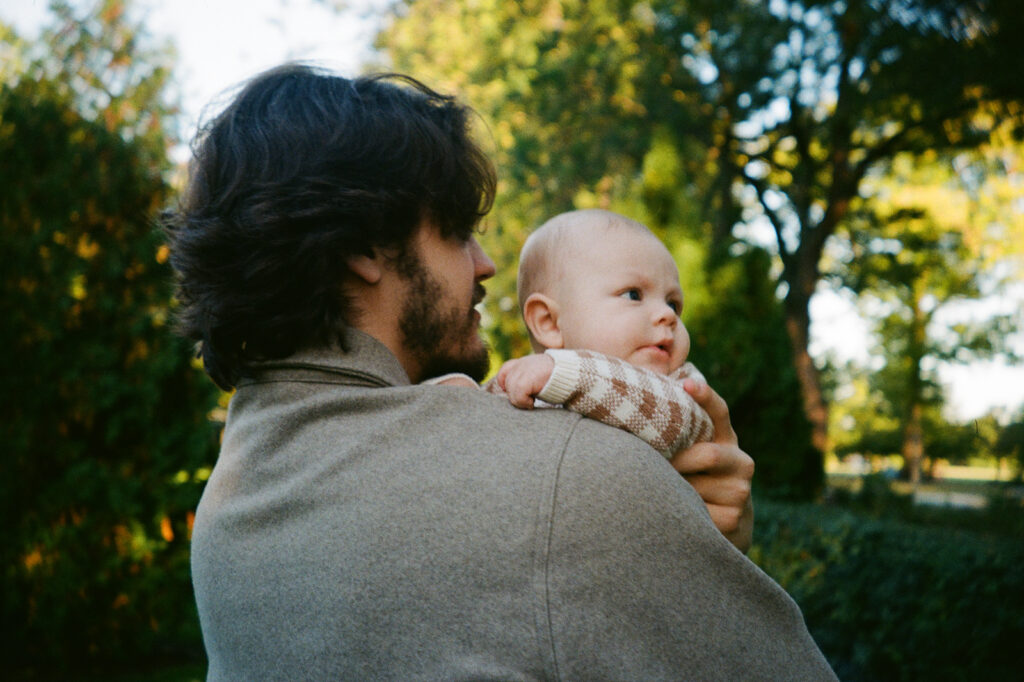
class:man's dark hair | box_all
[163,63,496,390]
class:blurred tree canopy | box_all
[836,153,1019,483]
[379,0,1024,495]
[1,1,220,673]
[663,0,1024,455]
[994,413,1024,480]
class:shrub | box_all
[1,78,220,675]
[751,500,1024,681]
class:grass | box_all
[824,470,1024,540]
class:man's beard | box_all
[397,255,490,383]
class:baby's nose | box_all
[654,303,678,326]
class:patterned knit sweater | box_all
[532,349,714,458]
[426,350,715,458]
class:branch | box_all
[740,165,795,274]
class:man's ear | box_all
[346,251,384,285]
[522,293,563,349]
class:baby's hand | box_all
[495,355,556,409]
[433,375,479,388]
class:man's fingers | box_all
[683,471,752,507]
[684,378,737,445]
[673,381,755,553]
[704,503,744,536]
[671,442,721,475]
[672,442,753,478]
[706,499,754,553]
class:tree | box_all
[379,0,710,359]
[830,359,992,478]
[1,1,220,673]
[379,0,1024,493]
[381,0,823,497]
[656,0,1024,454]
[827,365,904,462]
[684,245,822,497]
[994,414,1024,481]
[836,149,1019,484]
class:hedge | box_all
[752,498,1024,681]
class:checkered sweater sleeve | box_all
[535,349,714,458]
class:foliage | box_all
[380,0,1024,494]
[831,371,981,460]
[831,149,1020,481]
[686,245,823,498]
[381,0,711,363]
[827,473,1024,538]
[0,2,219,674]
[829,366,1017,479]
[828,366,903,457]
[995,413,1024,480]
[752,497,1024,681]
[669,0,1024,453]
[381,0,823,497]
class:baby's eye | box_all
[667,299,682,314]
[622,288,642,302]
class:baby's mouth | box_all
[639,342,671,358]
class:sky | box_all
[4,0,1022,422]
[3,0,387,146]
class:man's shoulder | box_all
[419,382,656,446]
[411,381,586,442]
[417,384,684,490]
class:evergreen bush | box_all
[752,499,1024,681]
[1,78,220,675]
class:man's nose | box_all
[471,238,496,281]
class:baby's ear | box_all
[522,293,563,349]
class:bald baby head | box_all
[516,208,684,356]
[517,209,654,311]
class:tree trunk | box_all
[783,293,829,456]
[903,402,924,486]
[902,299,929,486]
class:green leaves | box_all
[384,0,1024,483]
[829,147,1021,480]
[2,2,219,674]
[754,498,1024,681]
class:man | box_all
[165,63,835,680]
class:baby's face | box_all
[554,227,690,375]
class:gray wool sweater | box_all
[191,330,836,681]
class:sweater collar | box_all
[247,328,412,388]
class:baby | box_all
[495,208,712,455]
[433,208,712,457]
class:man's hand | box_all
[672,378,755,553]
[495,354,556,409]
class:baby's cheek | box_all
[677,326,691,361]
